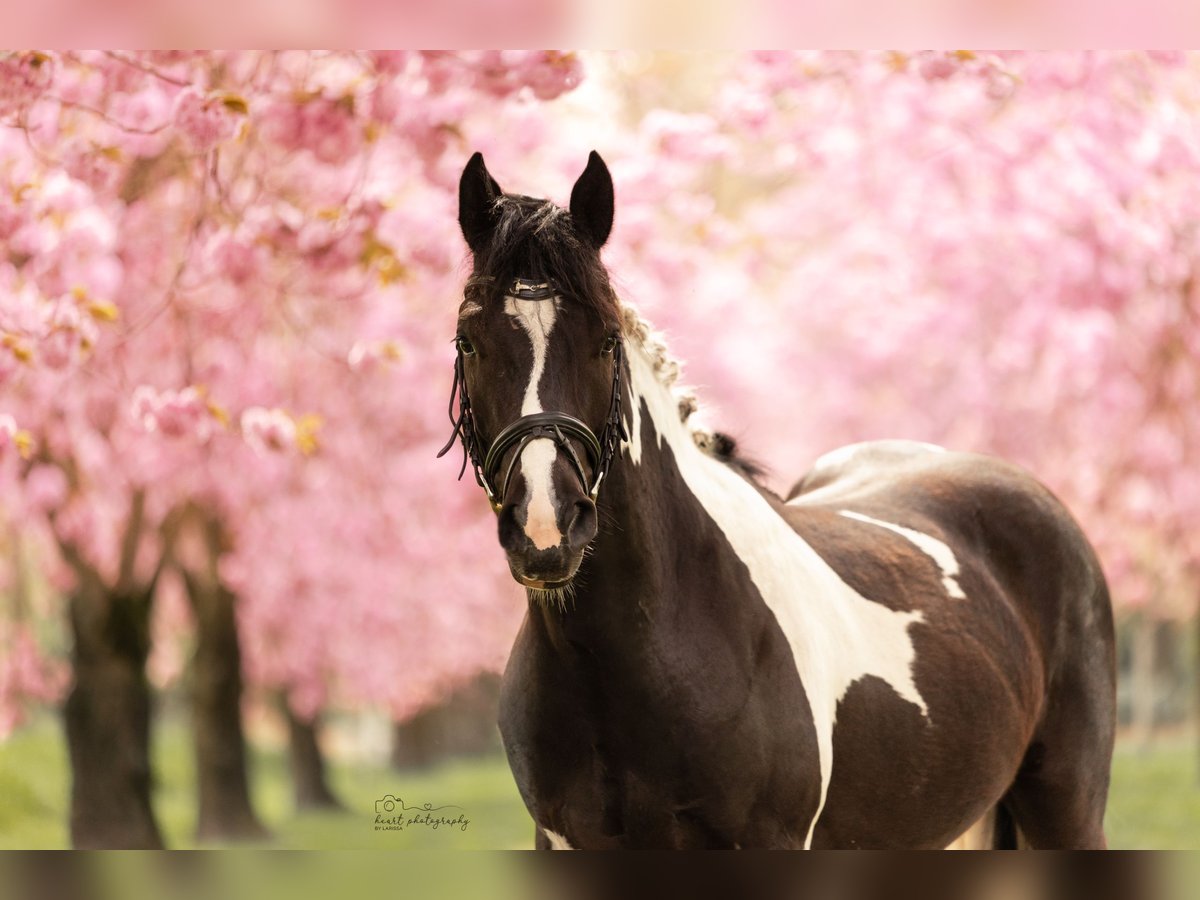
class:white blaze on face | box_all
[505,295,563,551]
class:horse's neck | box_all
[535,336,773,649]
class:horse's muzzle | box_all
[498,496,597,588]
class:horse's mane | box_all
[618,305,767,484]
[471,193,765,484]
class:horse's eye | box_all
[601,335,618,356]
[456,336,476,357]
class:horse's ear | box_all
[459,152,502,254]
[570,151,614,249]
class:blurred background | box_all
[0,51,1198,849]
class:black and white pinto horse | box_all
[441,151,1116,849]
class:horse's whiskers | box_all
[527,580,577,612]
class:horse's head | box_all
[443,151,625,590]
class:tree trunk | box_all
[391,673,502,770]
[284,705,342,810]
[187,574,269,841]
[64,583,163,849]
[12,853,100,900]
[391,709,441,770]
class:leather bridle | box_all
[437,277,629,513]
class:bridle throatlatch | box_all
[437,277,629,513]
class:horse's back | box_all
[786,438,1112,663]
[787,439,955,504]
[784,439,1116,847]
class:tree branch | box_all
[144,501,192,598]
[116,489,147,593]
[102,51,196,88]
[45,507,99,589]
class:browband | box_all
[509,279,556,300]
[464,275,557,301]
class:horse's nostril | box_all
[497,503,527,555]
[566,499,598,552]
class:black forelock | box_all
[467,193,619,322]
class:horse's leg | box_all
[1001,593,1115,849]
[1002,742,1109,849]
[534,825,576,849]
[944,810,996,849]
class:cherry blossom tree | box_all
[3,50,1198,846]
[594,51,1200,622]
[1,49,580,846]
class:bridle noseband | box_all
[437,277,629,513]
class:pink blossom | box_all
[0,51,54,117]
[241,407,296,454]
[0,627,67,739]
[62,139,124,193]
[917,54,959,81]
[0,414,17,453]
[0,196,21,240]
[305,98,361,164]
[369,80,401,124]
[348,338,403,372]
[371,51,409,75]
[50,498,95,556]
[260,96,360,164]
[173,88,241,152]
[469,51,583,101]
[24,464,69,512]
[36,302,98,369]
[131,386,212,440]
[105,84,174,157]
[643,111,733,163]
[213,235,262,285]
[521,51,584,101]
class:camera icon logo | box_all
[376,794,403,814]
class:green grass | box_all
[2,714,1198,849]
[0,714,532,850]
[1106,740,1200,850]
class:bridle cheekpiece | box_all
[437,277,629,513]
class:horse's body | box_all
[449,152,1116,849]
[500,335,1114,849]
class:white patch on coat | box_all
[792,441,948,506]
[505,295,562,551]
[945,810,996,850]
[624,338,929,850]
[809,443,866,473]
[543,828,574,849]
[810,440,945,475]
[623,383,644,464]
[789,469,876,506]
[839,511,967,600]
